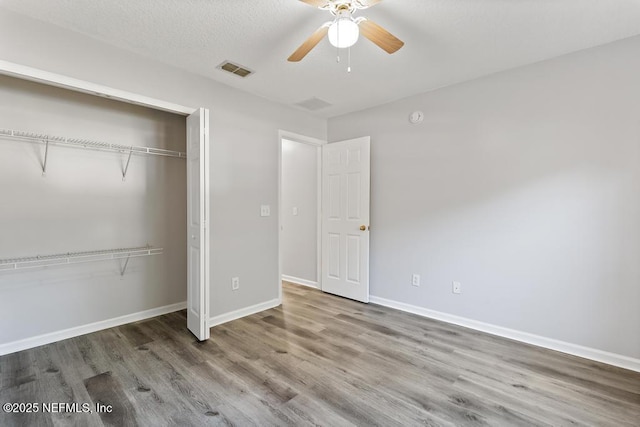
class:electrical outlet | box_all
[412,274,420,287]
[232,277,240,291]
[452,281,461,294]
[260,205,271,217]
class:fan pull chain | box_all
[348,46,352,73]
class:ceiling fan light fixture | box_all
[328,17,359,48]
[287,0,403,63]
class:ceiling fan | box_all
[288,0,404,62]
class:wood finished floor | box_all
[1,282,639,426]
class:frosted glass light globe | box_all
[328,18,359,48]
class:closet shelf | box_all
[0,128,186,159]
[0,246,163,273]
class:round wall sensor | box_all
[409,110,424,124]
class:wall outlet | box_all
[260,205,271,217]
[292,207,298,216]
[452,281,462,294]
[232,277,240,291]
[412,274,420,287]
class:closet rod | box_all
[0,246,163,272]
[0,129,186,159]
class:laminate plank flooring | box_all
[1,282,638,426]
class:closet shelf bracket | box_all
[42,139,49,176]
[119,254,131,276]
[122,147,134,181]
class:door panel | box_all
[328,233,341,279]
[346,235,361,282]
[321,137,370,303]
[347,173,361,219]
[328,175,341,219]
[187,108,210,341]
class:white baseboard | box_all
[209,298,280,328]
[370,296,640,373]
[0,301,187,356]
[282,274,319,289]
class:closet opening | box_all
[0,62,210,354]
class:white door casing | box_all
[187,108,210,341]
[321,137,371,303]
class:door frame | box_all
[278,130,326,302]
[0,60,194,115]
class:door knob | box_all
[360,225,366,231]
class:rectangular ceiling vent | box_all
[295,97,332,111]
[217,60,253,78]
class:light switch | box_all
[293,207,298,216]
[260,205,271,217]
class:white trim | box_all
[0,60,195,116]
[282,274,320,289]
[315,145,322,289]
[277,130,326,303]
[278,132,283,304]
[0,301,187,356]
[370,296,640,373]
[209,298,280,328]
[279,130,327,147]
[203,108,212,337]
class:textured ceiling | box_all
[2,0,640,118]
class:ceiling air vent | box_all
[217,61,253,78]
[295,97,332,111]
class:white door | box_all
[187,108,210,341]
[321,137,371,302]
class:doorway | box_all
[278,131,325,301]
[278,132,372,304]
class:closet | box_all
[0,73,206,352]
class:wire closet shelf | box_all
[0,246,163,272]
[0,128,186,159]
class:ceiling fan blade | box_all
[288,23,330,62]
[298,0,329,7]
[359,19,404,54]
[356,0,384,8]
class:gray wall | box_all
[328,36,640,359]
[281,139,318,284]
[0,75,186,343]
[0,8,326,343]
